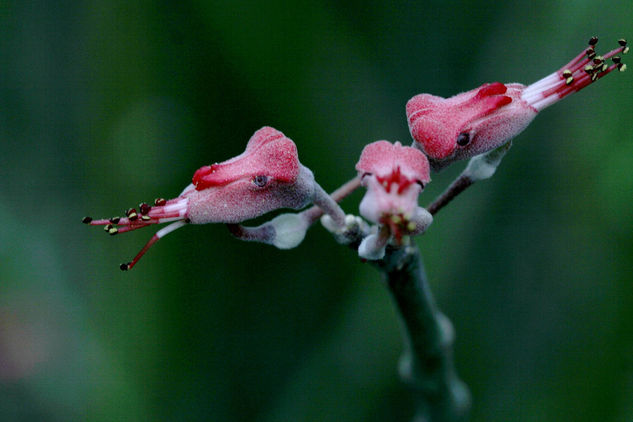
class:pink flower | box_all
[84,127,317,270]
[355,141,432,258]
[407,37,628,170]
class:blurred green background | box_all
[1,1,632,421]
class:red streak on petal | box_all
[192,164,218,188]
[474,82,508,98]
[375,166,416,194]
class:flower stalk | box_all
[426,141,512,216]
[377,244,470,422]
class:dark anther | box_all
[619,38,627,47]
[587,50,596,60]
[584,65,594,73]
[585,48,595,56]
[612,56,621,64]
[456,132,470,146]
[589,36,599,46]
[184,218,191,223]
[126,208,138,221]
[562,69,572,77]
[82,216,93,224]
[120,263,130,271]
[110,216,121,224]
[139,203,151,215]
[253,175,268,187]
[104,224,113,232]
[154,198,166,206]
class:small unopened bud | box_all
[268,213,309,249]
[358,230,389,260]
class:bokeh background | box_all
[1,1,632,421]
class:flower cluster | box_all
[85,37,627,268]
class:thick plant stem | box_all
[380,245,470,422]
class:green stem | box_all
[379,245,470,422]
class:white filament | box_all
[156,220,187,239]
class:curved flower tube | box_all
[407,37,628,171]
[84,126,343,270]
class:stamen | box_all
[87,196,191,269]
[88,198,188,229]
[139,203,151,215]
[126,208,138,221]
[522,37,627,112]
[122,220,187,271]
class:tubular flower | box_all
[407,37,628,170]
[355,141,433,259]
[84,127,317,270]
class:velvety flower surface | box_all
[407,37,628,170]
[85,127,316,270]
[355,140,431,245]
